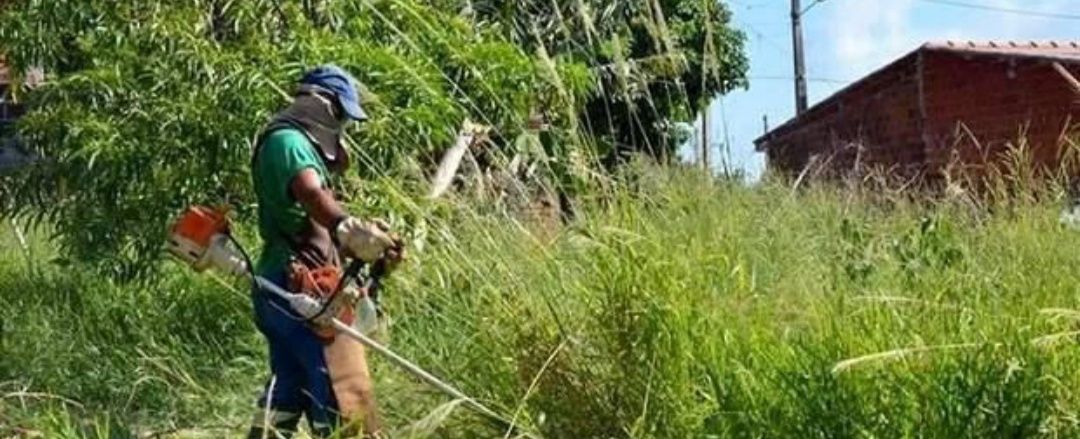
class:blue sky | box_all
[683,0,1080,180]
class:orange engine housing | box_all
[168,205,230,264]
[173,206,229,246]
[288,263,355,343]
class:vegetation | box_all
[5,1,1080,438]
[465,0,748,161]
[6,166,1080,437]
[0,0,745,279]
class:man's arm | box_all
[289,168,398,263]
[290,168,347,229]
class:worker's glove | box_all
[287,293,324,319]
[335,217,396,263]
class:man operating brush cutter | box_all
[248,64,403,438]
[166,64,538,438]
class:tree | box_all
[0,0,747,278]
[464,0,749,163]
[0,0,592,278]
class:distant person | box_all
[248,65,402,438]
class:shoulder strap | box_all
[251,121,301,168]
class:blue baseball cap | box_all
[299,64,368,121]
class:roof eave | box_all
[923,46,1080,66]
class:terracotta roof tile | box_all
[924,40,1080,63]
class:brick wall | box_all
[763,53,925,177]
[761,50,1080,181]
[922,52,1080,175]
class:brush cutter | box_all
[166,206,529,436]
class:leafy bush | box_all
[0,0,598,278]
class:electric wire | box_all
[751,75,850,85]
[915,0,1080,20]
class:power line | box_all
[737,21,791,28]
[727,0,777,11]
[915,0,1080,20]
[751,75,850,85]
[799,0,827,15]
[737,20,793,55]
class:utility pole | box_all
[701,106,709,171]
[791,0,809,115]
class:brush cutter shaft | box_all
[328,319,511,427]
[252,275,514,429]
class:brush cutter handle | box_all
[339,228,400,295]
[342,256,391,308]
[340,259,365,291]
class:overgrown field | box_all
[6,170,1080,437]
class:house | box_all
[755,41,1080,181]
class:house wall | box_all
[763,54,925,177]
[922,52,1080,175]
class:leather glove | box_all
[335,217,396,263]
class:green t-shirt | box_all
[252,128,329,276]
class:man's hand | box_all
[336,217,396,262]
[380,232,406,273]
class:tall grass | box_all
[6,165,1080,437]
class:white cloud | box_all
[829,0,917,78]
[826,0,1076,82]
